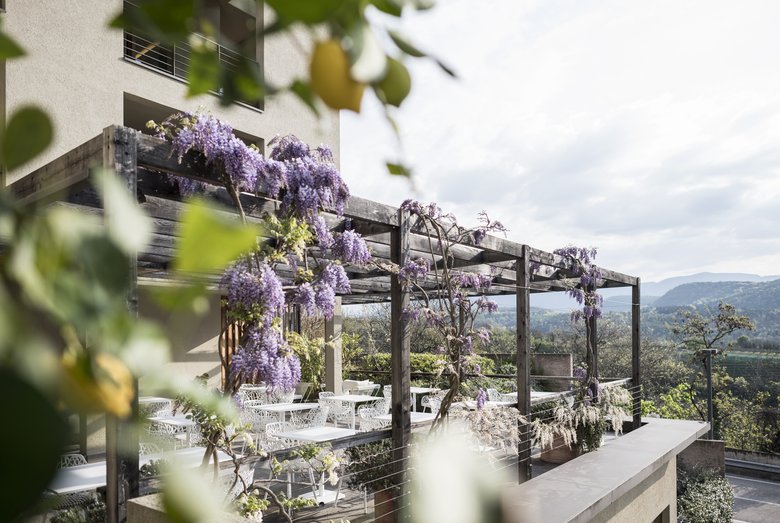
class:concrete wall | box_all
[590,460,675,523]
[3,0,339,185]
[678,439,725,476]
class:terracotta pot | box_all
[540,434,582,464]
[374,489,395,523]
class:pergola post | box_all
[324,296,343,394]
[390,208,411,518]
[632,279,641,430]
[516,245,532,483]
[103,126,139,523]
[588,302,598,381]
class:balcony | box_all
[122,4,261,110]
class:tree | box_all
[669,302,755,433]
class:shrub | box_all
[677,469,734,523]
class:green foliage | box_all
[287,332,325,393]
[677,469,733,523]
[173,199,259,274]
[345,439,395,493]
[1,106,53,170]
[656,384,700,420]
[350,352,494,385]
[50,499,106,523]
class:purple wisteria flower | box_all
[476,388,487,410]
[332,229,372,265]
[399,258,430,283]
[222,259,285,327]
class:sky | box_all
[338,0,780,283]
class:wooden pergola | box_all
[10,126,642,521]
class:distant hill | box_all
[653,279,780,310]
[521,272,780,312]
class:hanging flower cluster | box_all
[551,246,604,322]
[152,111,372,392]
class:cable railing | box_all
[122,21,261,109]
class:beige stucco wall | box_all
[3,0,339,184]
[137,285,223,392]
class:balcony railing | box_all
[123,30,261,110]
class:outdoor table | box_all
[376,412,435,425]
[248,402,319,422]
[148,414,197,446]
[48,448,234,495]
[276,425,357,443]
[138,396,173,417]
[328,394,379,429]
[409,387,439,412]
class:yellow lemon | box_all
[62,352,135,418]
[310,40,366,113]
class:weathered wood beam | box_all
[390,208,411,505]
[8,134,103,205]
[516,246,532,483]
[103,126,139,523]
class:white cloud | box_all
[341,0,780,282]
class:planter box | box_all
[540,434,581,464]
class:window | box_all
[122,0,262,110]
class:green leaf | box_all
[111,0,194,43]
[435,58,457,78]
[93,168,152,254]
[290,80,321,116]
[174,200,259,273]
[266,0,345,24]
[388,30,426,57]
[2,106,53,170]
[0,369,68,523]
[0,30,25,59]
[187,42,220,97]
[371,0,403,16]
[386,161,412,177]
[220,55,265,106]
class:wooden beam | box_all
[390,208,411,507]
[102,126,139,523]
[632,280,641,430]
[516,246,532,483]
[7,134,102,205]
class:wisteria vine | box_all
[397,200,506,426]
[152,110,372,391]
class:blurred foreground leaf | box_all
[2,106,53,170]
[0,369,68,522]
[174,200,259,273]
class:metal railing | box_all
[122,7,261,109]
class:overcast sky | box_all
[339,0,780,283]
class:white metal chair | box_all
[139,442,163,456]
[357,403,390,432]
[319,398,353,427]
[265,421,295,451]
[486,388,502,402]
[421,395,442,414]
[290,405,330,429]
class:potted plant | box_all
[345,439,396,523]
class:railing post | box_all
[516,246,532,482]
[390,208,411,520]
[632,280,641,430]
[103,126,139,523]
[325,297,343,394]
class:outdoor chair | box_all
[319,391,335,399]
[140,399,172,419]
[265,421,295,451]
[139,442,163,456]
[41,454,95,514]
[319,398,353,427]
[290,405,330,429]
[421,395,441,414]
[357,403,390,432]
[486,388,502,402]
